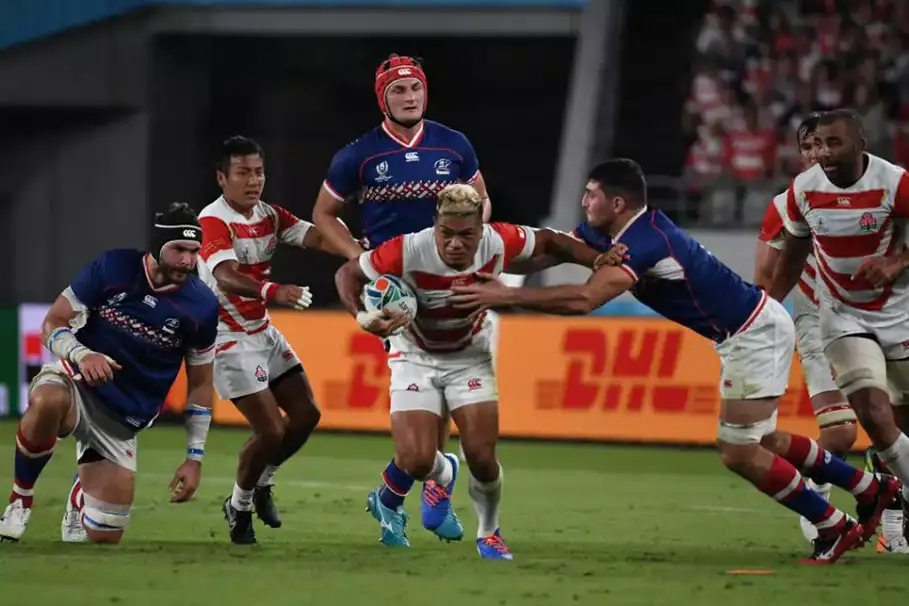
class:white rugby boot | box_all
[61,499,88,543]
[0,499,31,542]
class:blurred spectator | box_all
[683,0,909,226]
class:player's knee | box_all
[255,417,286,445]
[717,417,774,473]
[716,441,761,474]
[82,493,130,543]
[397,448,437,480]
[460,439,497,479]
[288,404,321,435]
[28,385,71,420]
[853,398,894,434]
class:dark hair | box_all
[796,111,824,145]
[817,108,864,138]
[217,135,264,174]
[588,158,647,209]
[154,201,200,228]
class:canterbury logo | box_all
[183,229,198,238]
[397,68,412,76]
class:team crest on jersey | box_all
[267,236,277,254]
[162,318,180,335]
[106,292,127,307]
[434,158,451,176]
[255,365,268,383]
[859,212,877,233]
[376,161,391,182]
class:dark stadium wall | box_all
[149,35,575,307]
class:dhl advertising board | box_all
[160,310,873,449]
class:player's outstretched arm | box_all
[169,361,213,503]
[504,229,600,274]
[754,240,781,290]
[211,261,312,311]
[313,189,366,261]
[451,265,634,315]
[768,230,812,301]
[470,172,492,222]
[302,222,363,258]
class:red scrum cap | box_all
[374,54,427,116]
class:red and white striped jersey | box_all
[359,223,536,354]
[783,154,909,312]
[759,191,819,306]
[198,196,312,334]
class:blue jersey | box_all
[574,210,764,343]
[68,249,219,429]
[322,120,480,248]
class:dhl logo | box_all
[323,334,390,411]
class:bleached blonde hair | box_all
[436,183,483,219]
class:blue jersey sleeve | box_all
[323,144,362,201]
[572,222,612,252]
[69,251,114,310]
[451,130,480,182]
[185,291,219,365]
[620,230,669,282]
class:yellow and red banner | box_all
[165,311,872,448]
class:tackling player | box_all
[199,135,350,544]
[754,112,858,542]
[313,53,493,541]
[451,159,898,564]
[334,184,600,558]
[2,203,218,544]
[769,109,909,553]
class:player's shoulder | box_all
[424,120,471,145]
[92,248,145,271]
[866,153,906,183]
[334,125,386,159]
[199,196,230,220]
[770,189,788,213]
[180,275,220,315]
[792,163,826,191]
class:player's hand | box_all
[594,243,628,270]
[275,284,313,310]
[852,256,906,287]
[168,459,202,503]
[450,272,511,309]
[358,309,411,338]
[72,349,122,386]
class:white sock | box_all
[469,464,503,538]
[426,452,453,487]
[878,433,909,487]
[882,508,904,539]
[231,483,254,511]
[257,465,278,487]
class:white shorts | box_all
[793,290,839,399]
[716,295,795,400]
[388,351,498,416]
[30,363,138,472]
[214,324,301,400]
[820,301,909,361]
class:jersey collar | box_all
[381,119,425,148]
[612,206,649,242]
[143,253,181,293]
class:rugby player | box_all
[755,112,858,542]
[769,109,909,553]
[334,184,601,558]
[3,203,218,544]
[199,136,351,544]
[451,159,898,564]
[313,53,493,541]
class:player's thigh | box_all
[28,362,81,435]
[825,334,890,398]
[213,333,272,402]
[78,456,135,543]
[716,297,794,402]
[443,358,499,459]
[389,356,444,472]
[70,386,140,473]
[795,312,839,398]
[267,329,319,422]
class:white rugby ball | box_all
[362,274,418,320]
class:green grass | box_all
[0,421,905,605]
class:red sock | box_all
[10,428,56,509]
[69,478,84,511]
[784,434,878,504]
[760,454,846,536]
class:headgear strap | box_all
[374,55,427,118]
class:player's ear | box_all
[216,170,227,188]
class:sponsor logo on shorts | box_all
[281,350,294,361]
[407,383,419,392]
[467,378,482,391]
[255,365,268,383]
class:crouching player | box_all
[450,160,898,564]
[1,203,219,543]
[334,183,600,559]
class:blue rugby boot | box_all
[365,488,410,547]
[476,529,513,560]
[421,453,464,542]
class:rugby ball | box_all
[362,274,418,320]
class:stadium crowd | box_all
[681,0,909,225]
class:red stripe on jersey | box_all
[411,315,486,353]
[200,216,233,262]
[230,217,276,240]
[419,305,474,320]
[814,217,891,258]
[815,253,881,292]
[224,294,267,321]
[758,201,784,242]
[410,257,499,290]
[803,263,816,279]
[804,189,886,210]
[236,260,271,281]
[798,279,818,305]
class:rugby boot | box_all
[421,453,464,542]
[253,485,282,529]
[476,529,514,560]
[799,517,864,564]
[223,496,257,545]
[855,474,900,544]
[366,488,410,547]
[0,500,30,542]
